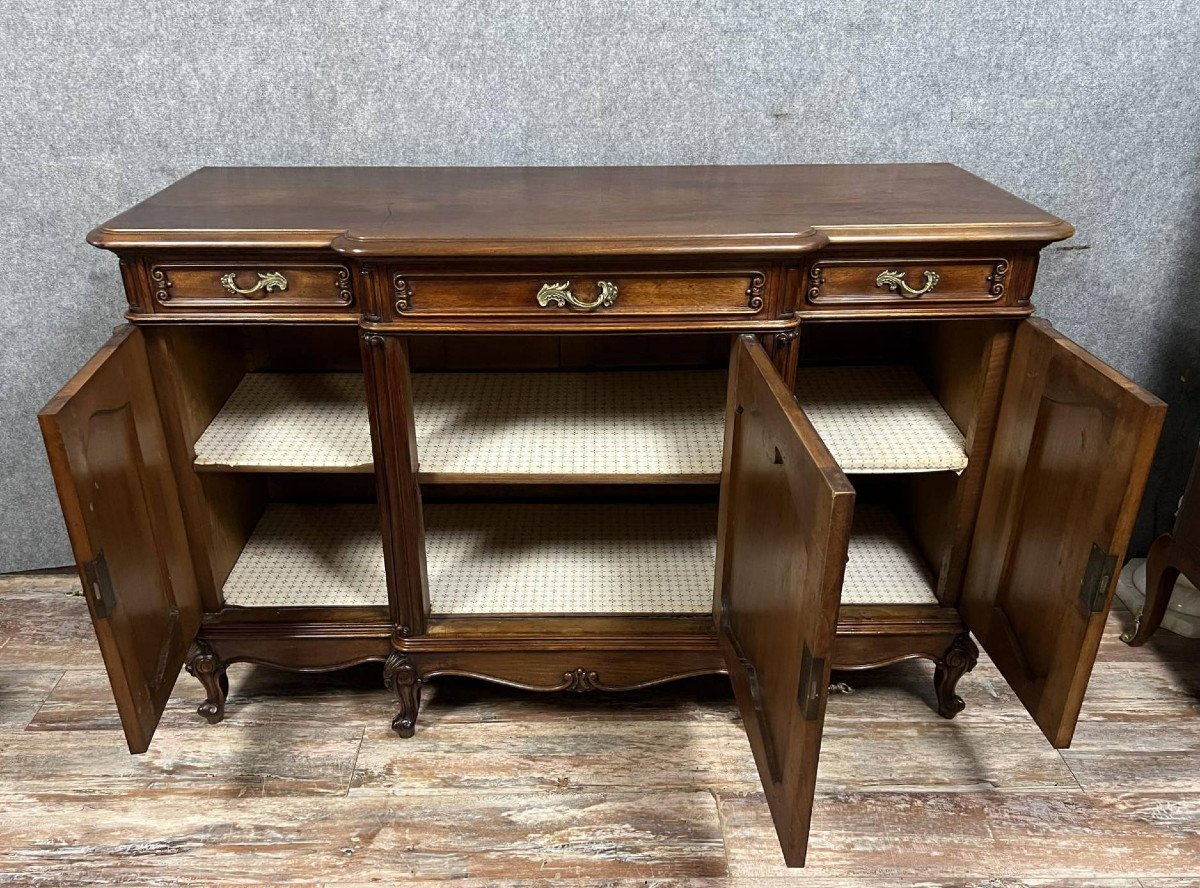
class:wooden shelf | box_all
[222,501,934,611]
[795,365,968,474]
[412,370,725,482]
[194,374,373,473]
[425,503,718,615]
[223,503,387,607]
[196,370,726,481]
[222,501,717,614]
[842,505,939,605]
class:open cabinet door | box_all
[961,318,1165,748]
[715,335,855,867]
[39,325,201,753]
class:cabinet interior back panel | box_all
[425,503,717,615]
[412,371,726,479]
[795,365,969,473]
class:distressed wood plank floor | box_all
[1,571,1198,886]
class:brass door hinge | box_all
[83,550,116,619]
[797,642,825,722]
[1079,543,1118,614]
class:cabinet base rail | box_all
[183,625,979,734]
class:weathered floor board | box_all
[0,792,726,884]
[721,789,1200,880]
[1,570,1199,885]
[0,725,366,799]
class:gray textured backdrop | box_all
[2,0,1198,572]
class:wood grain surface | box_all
[87,164,1073,254]
[1,570,1197,885]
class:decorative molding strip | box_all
[417,665,727,692]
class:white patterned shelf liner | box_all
[841,504,938,605]
[412,370,726,478]
[223,504,387,607]
[195,370,726,478]
[795,365,968,473]
[222,501,716,612]
[194,374,373,470]
[425,503,717,614]
[221,501,932,611]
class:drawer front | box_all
[388,268,772,323]
[148,262,354,313]
[806,257,1013,308]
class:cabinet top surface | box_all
[90,164,1073,256]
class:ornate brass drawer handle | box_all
[536,280,618,310]
[220,271,289,296]
[874,269,939,298]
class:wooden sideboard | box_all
[40,165,1165,867]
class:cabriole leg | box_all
[184,639,227,724]
[384,652,422,738]
[1122,533,1180,646]
[934,632,978,719]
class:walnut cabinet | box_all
[40,166,1165,866]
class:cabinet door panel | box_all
[39,325,200,753]
[961,318,1165,748]
[715,335,855,867]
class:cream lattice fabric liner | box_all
[795,365,968,473]
[411,371,726,477]
[222,501,932,611]
[194,374,373,470]
[195,370,725,478]
[425,503,717,614]
[224,502,716,612]
[841,504,938,605]
[223,504,387,607]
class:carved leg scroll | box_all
[1122,533,1180,646]
[384,652,422,738]
[933,632,978,719]
[184,639,227,724]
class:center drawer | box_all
[385,267,776,326]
